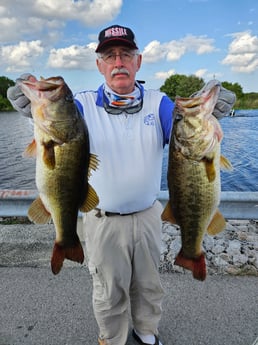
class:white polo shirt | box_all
[75,84,173,213]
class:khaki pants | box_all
[83,201,165,345]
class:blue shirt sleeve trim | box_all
[74,99,83,116]
[159,95,174,146]
[96,84,104,106]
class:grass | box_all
[0,216,32,225]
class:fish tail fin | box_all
[174,249,206,281]
[51,240,84,275]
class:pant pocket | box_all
[88,263,106,304]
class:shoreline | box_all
[160,219,258,276]
[0,216,257,276]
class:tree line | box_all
[0,76,15,111]
[0,75,257,111]
[159,74,258,109]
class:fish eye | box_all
[65,94,74,102]
[175,113,183,121]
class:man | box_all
[7,24,235,345]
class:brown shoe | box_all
[98,337,108,345]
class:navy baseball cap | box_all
[95,25,138,52]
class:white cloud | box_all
[193,69,223,81]
[33,0,122,26]
[0,0,122,44]
[47,43,97,70]
[180,35,216,55]
[165,41,186,61]
[142,35,216,63]
[154,69,175,80]
[0,0,122,73]
[0,41,44,72]
[222,31,258,72]
[228,31,258,54]
[142,40,167,63]
[194,69,208,78]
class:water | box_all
[0,112,36,190]
[0,110,258,191]
[161,109,258,192]
[220,110,258,191]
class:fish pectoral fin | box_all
[220,155,233,171]
[207,209,226,235]
[23,139,37,158]
[203,158,216,182]
[161,202,177,224]
[28,197,52,224]
[42,141,56,169]
[88,153,99,178]
[79,184,99,213]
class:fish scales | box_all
[162,84,232,281]
[19,76,99,274]
[168,142,221,258]
[35,122,88,244]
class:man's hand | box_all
[7,73,34,117]
[192,79,236,119]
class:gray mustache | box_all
[111,68,130,77]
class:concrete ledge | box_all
[1,190,258,220]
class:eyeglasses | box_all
[100,52,138,64]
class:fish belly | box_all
[168,147,220,259]
[36,137,88,244]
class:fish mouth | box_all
[19,76,70,103]
[20,76,64,91]
[176,84,220,111]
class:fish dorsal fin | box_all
[207,209,226,235]
[88,153,99,178]
[80,184,99,212]
[23,139,37,158]
[220,155,233,171]
[28,197,52,224]
[161,202,177,224]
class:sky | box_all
[1,0,258,94]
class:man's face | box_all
[96,45,142,94]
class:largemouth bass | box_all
[161,84,232,281]
[18,76,99,275]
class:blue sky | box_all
[1,0,258,94]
